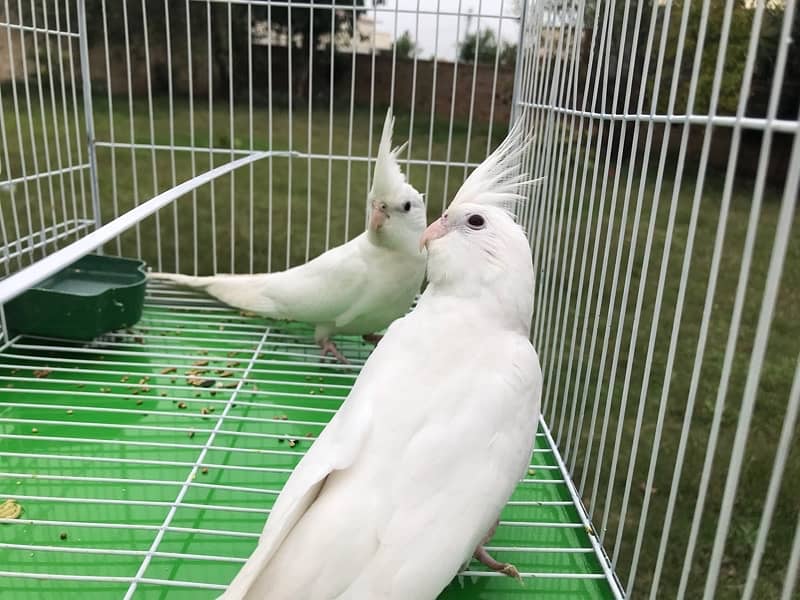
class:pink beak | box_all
[419,217,448,251]
[370,203,388,230]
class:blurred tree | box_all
[459,28,517,67]
[395,30,420,59]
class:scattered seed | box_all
[194,392,201,397]
[76,383,84,388]
[33,369,51,379]
[218,326,225,331]
[178,402,187,409]
[11,369,18,375]
[160,367,177,375]
[99,387,111,393]
[287,439,297,448]
[218,371,233,378]
[0,499,23,519]
[198,350,209,356]
[188,430,195,438]
[200,379,215,388]
[160,392,167,397]
[305,432,314,438]
[193,359,209,367]
[309,390,316,395]
[120,375,129,383]
[528,469,536,476]
[318,387,324,392]
[66,409,73,415]
[201,467,209,475]
[227,351,238,358]
[31,428,38,434]
[59,532,68,540]
[201,407,210,415]
[134,336,144,344]
[135,399,143,406]
[141,386,150,393]
[5,383,13,388]
[226,361,240,368]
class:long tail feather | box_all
[148,272,281,316]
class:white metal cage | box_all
[0,0,798,598]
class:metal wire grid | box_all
[514,0,800,597]
[0,283,621,598]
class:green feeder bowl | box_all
[4,255,147,341]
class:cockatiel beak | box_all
[419,217,448,251]
[370,201,389,231]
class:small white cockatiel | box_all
[219,120,542,600]
[149,108,427,363]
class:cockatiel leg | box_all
[362,333,384,345]
[473,520,522,582]
[319,338,350,364]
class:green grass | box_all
[1,92,798,599]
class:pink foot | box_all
[362,333,383,345]
[473,520,522,582]
[319,339,349,364]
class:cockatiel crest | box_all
[370,109,409,201]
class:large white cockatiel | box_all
[149,109,427,363]
[219,120,542,600]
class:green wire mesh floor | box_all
[0,284,621,599]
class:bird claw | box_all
[499,563,522,583]
[473,545,523,584]
[319,339,349,364]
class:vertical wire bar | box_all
[484,0,507,157]
[0,83,20,272]
[535,0,582,409]
[65,1,88,222]
[595,0,690,551]
[645,0,743,591]
[343,2,357,242]
[782,509,800,600]
[324,2,334,251]
[516,2,540,243]
[140,0,161,270]
[441,0,464,212]
[15,0,47,255]
[388,0,399,106]
[611,0,717,573]
[165,0,179,271]
[227,0,235,272]
[121,0,141,258]
[286,1,293,268]
[584,0,653,530]
[185,0,198,274]
[54,0,79,246]
[559,0,608,470]
[423,0,442,204]
[3,0,34,264]
[509,0,530,125]
[247,1,253,273]
[207,1,217,273]
[305,1,314,263]
[557,0,615,482]
[462,0,482,179]
[42,0,70,246]
[29,0,58,252]
[701,52,799,600]
[364,1,377,230]
[404,0,422,179]
[677,5,796,597]
[266,0,274,270]
[551,0,594,447]
[742,355,800,599]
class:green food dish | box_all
[4,255,147,341]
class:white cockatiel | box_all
[149,108,427,363]
[219,121,542,600]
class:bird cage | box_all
[0,0,798,598]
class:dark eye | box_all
[467,214,485,229]
[403,201,411,212]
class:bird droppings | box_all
[160,392,167,397]
[160,367,177,375]
[59,532,68,540]
[178,402,187,409]
[288,439,298,448]
[33,369,51,378]
[0,499,22,519]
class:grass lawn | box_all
[1,92,798,598]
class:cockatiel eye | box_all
[403,201,411,212]
[467,214,485,229]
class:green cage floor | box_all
[0,285,621,599]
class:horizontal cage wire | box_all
[0,0,798,598]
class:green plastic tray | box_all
[4,255,147,341]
